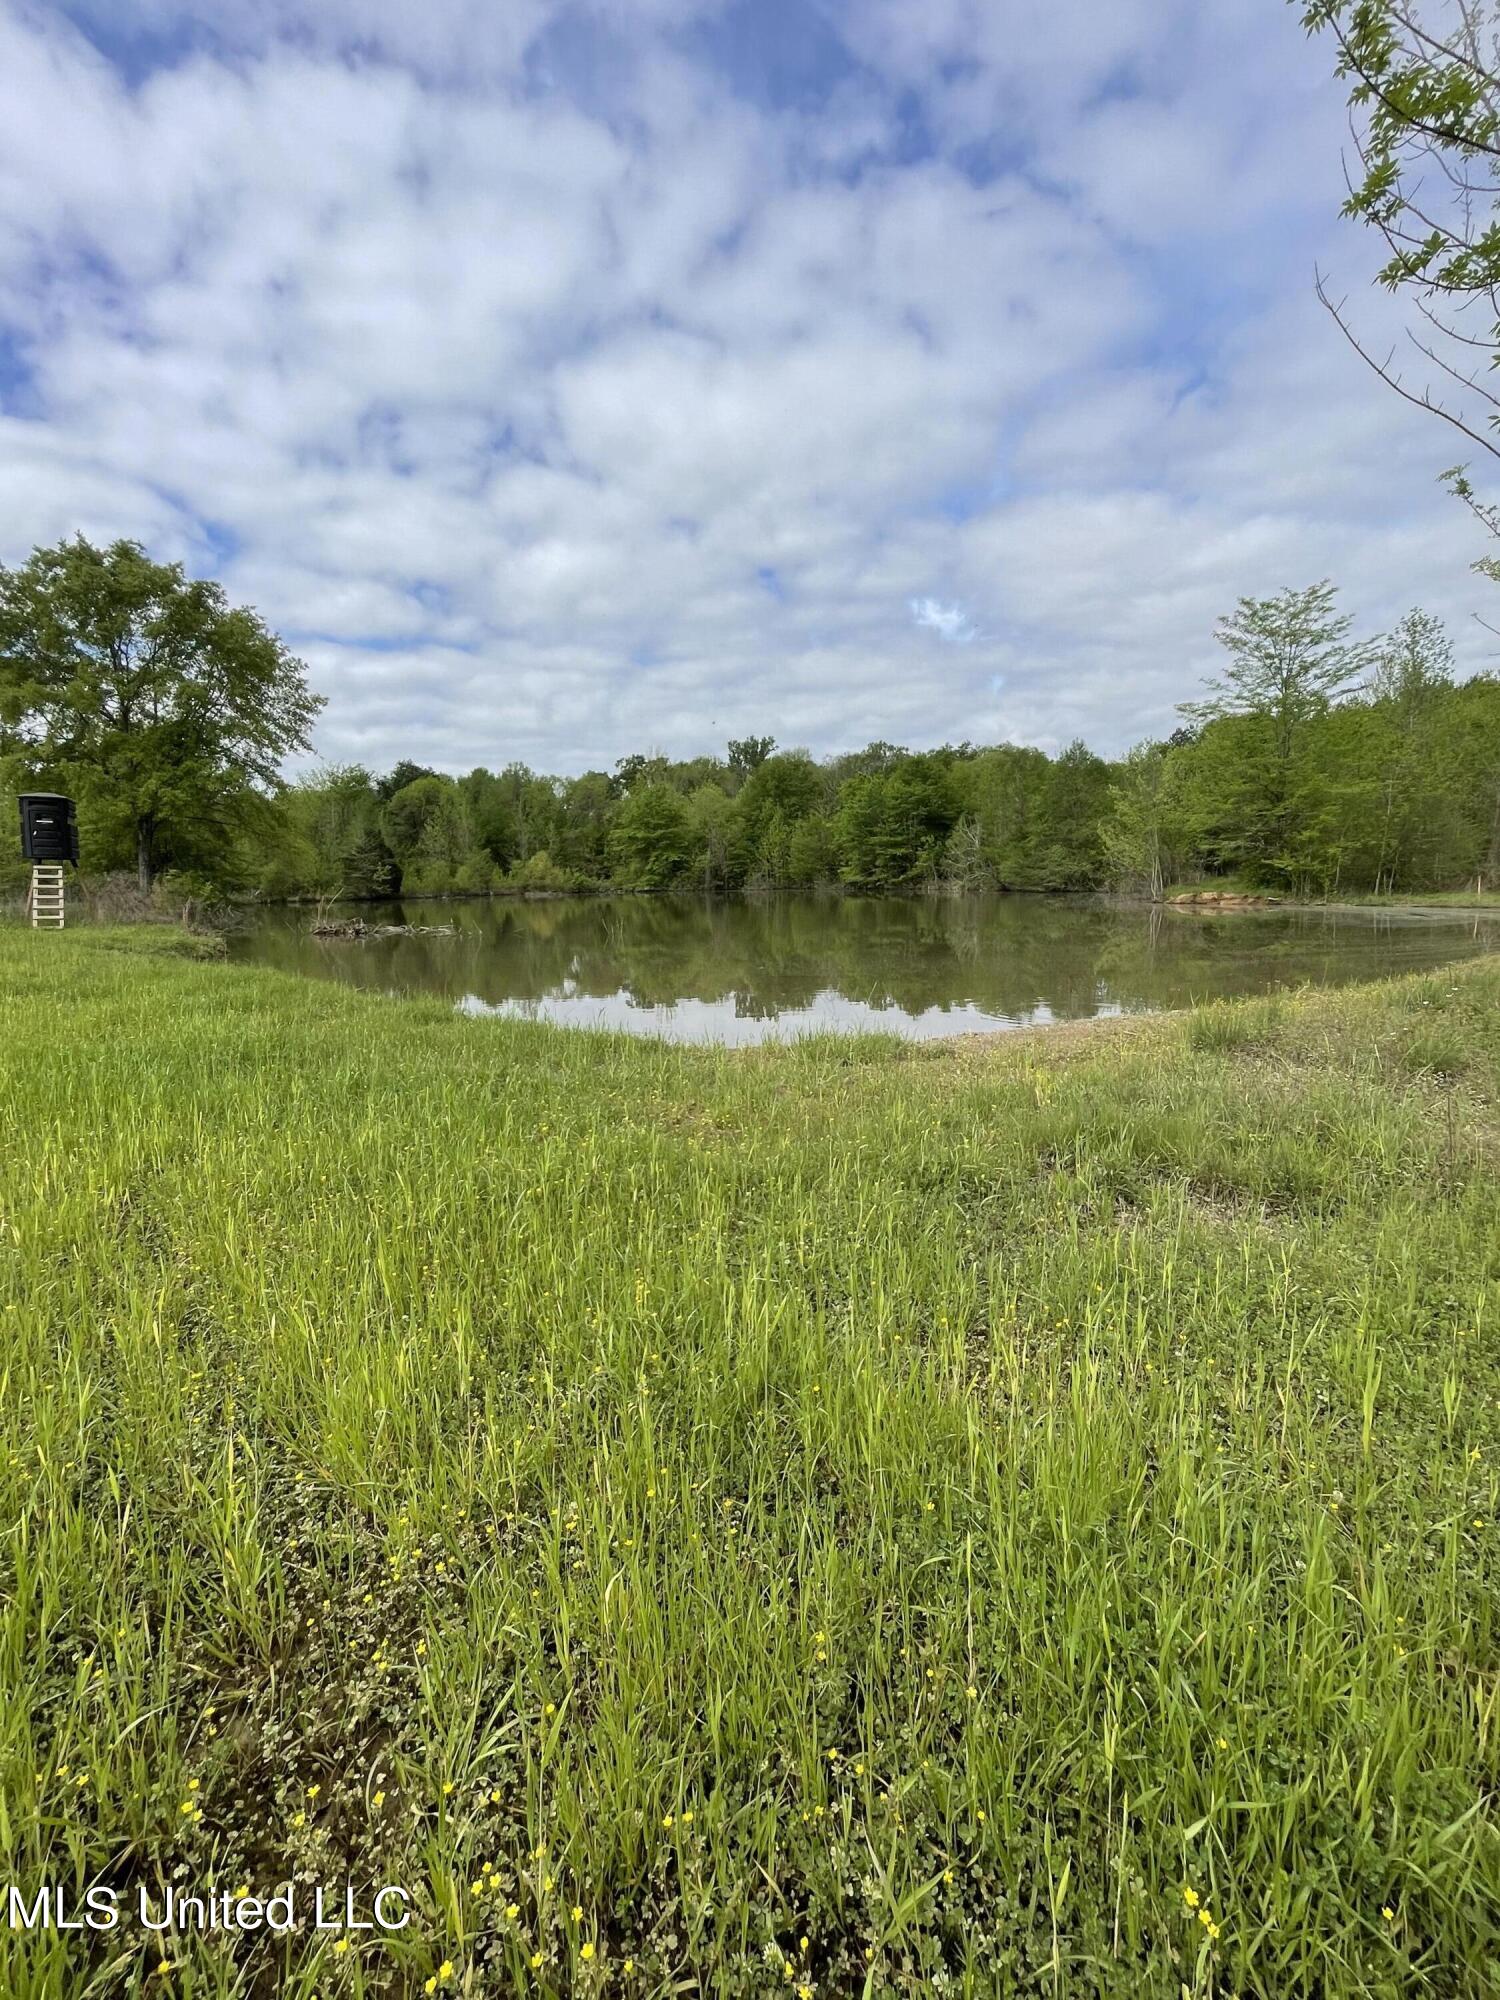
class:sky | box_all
[0,0,1494,777]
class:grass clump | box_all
[1185,991,1287,1053]
[0,934,1497,1998]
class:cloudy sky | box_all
[0,0,1494,775]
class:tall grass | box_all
[0,933,1496,1997]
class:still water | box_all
[229,893,1500,1045]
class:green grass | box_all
[1311,890,1500,911]
[1,932,1497,1998]
[48,921,227,960]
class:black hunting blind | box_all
[18,793,78,929]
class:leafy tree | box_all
[1298,2,1500,558]
[375,759,439,803]
[786,813,835,887]
[1101,741,1185,898]
[509,849,575,892]
[608,782,695,887]
[1179,582,1377,884]
[727,735,776,783]
[1364,610,1457,888]
[1371,607,1455,718]
[380,776,452,864]
[1186,583,1373,749]
[555,772,615,882]
[941,813,991,890]
[685,782,736,889]
[0,535,321,888]
[734,753,824,867]
[959,744,1054,887]
[834,757,959,886]
[1436,671,1500,881]
[612,752,670,797]
[340,816,400,899]
[274,764,375,898]
[459,768,520,872]
[1031,741,1113,888]
[497,763,563,861]
[827,740,908,785]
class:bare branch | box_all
[1406,327,1500,408]
[1411,290,1498,346]
[1315,269,1500,459]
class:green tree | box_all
[608,782,695,887]
[555,772,615,882]
[959,745,1054,886]
[1367,610,1457,889]
[1180,583,1376,885]
[1299,2,1500,559]
[498,763,563,861]
[1434,672,1500,883]
[734,753,824,856]
[1371,607,1454,719]
[380,776,451,865]
[940,813,990,890]
[833,757,959,887]
[0,535,322,889]
[786,813,835,887]
[1031,741,1112,888]
[686,782,736,889]
[375,759,439,803]
[456,769,516,873]
[1101,741,1185,899]
[727,735,776,784]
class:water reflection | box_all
[230,893,1500,1045]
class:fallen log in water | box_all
[309,919,459,938]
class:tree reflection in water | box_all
[231,892,1500,1044]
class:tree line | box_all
[250,585,1500,903]
[3,539,1499,904]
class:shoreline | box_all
[230,885,1500,923]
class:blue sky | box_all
[0,0,1492,774]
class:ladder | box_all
[28,864,65,929]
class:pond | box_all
[227,893,1500,1044]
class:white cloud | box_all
[910,597,977,644]
[0,0,1492,776]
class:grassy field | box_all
[1,930,1497,1998]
